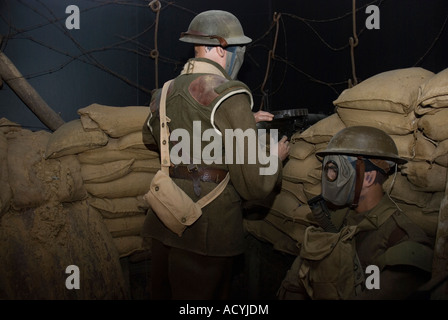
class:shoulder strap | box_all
[196,172,230,208]
[158,79,230,208]
[159,80,173,175]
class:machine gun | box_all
[256,108,327,139]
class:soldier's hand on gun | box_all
[277,136,290,162]
[253,110,274,123]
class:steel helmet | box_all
[316,126,407,164]
[179,10,252,47]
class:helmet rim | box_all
[316,125,407,164]
[179,10,252,47]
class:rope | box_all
[259,12,281,111]
[349,0,359,87]
[149,0,161,89]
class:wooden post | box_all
[0,51,65,131]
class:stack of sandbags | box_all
[3,119,88,212]
[244,114,345,255]
[414,67,448,267]
[243,188,317,256]
[333,67,434,134]
[0,119,128,299]
[415,67,448,160]
[74,104,159,257]
[243,67,444,255]
[333,67,440,238]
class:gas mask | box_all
[321,155,395,208]
[321,155,362,208]
[225,45,246,79]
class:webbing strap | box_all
[157,79,229,207]
[352,156,365,208]
[158,80,173,175]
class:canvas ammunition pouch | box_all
[297,225,364,300]
[144,80,229,237]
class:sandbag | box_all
[288,138,315,160]
[113,236,146,258]
[0,201,128,299]
[434,154,448,167]
[423,191,444,215]
[130,159,161,173]
[45,119,108,159]
[391,134,415,160]
[84,172,155,198]
[417,67,448,109]
[81,159,134,183]
[281,179,308,204]
[384,173,432,208]
[418,108,448,141]
[77,104,150,138]
[35,155,88,203]
[334,67,434,114]
[391,131,436,162]
[337,108,417,135]
[401,161,447,192]
[78,148,157,165]
[413,131,438,161]
[103,214,146,238]
[296,113,346,144]
[108,131,148,150]
[303,182,321,201]
[432,139,448,166]
[283,155,322,184]
[88,196,148,219]
[7,130,51,209]
[248,190,313,224]
[0,118,21,134]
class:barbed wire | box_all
[0,0,447,106]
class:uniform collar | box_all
[346,194,399,231]
[180,58,230,79]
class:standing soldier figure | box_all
[142,10,290,300]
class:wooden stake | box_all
[0,51,65,131]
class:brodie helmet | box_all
[179,10,252,47]
[316,126,407,164]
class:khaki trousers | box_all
[150,239,235,300]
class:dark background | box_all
[1,0,447,132]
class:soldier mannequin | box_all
[278,126,433,300]
[142,10,290,300]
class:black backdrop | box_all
[1,0,447,131]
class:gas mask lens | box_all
[324,160,338,182]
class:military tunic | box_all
[278,195,434,300]
[342,195,434,299]
[141,58,283,257]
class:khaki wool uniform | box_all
[142,58,283,299]
[279,195,434,300]
[342,195,434,299]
